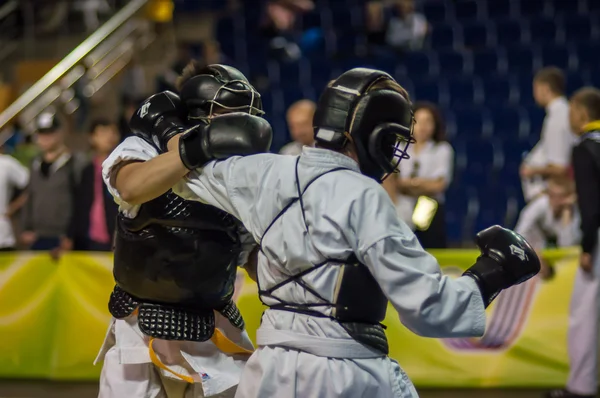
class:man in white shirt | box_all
[521,67,576,202]
[0,148,29,250]
[279,100,316,156]
[136,68,541,398]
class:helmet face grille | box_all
[207,80,264,118]
[380,121,415,181]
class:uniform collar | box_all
[300,146,361,174]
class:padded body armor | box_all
[110,190,245,341]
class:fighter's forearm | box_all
[114,150,188,205]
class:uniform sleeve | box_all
[429,142,454,183]
[573,144,600,254]
[514,196,546,249]
[7,156,29,189]
[172,154,275,236]
[348,185,486,338]
[542,110,573,167]
[102,136,159,205]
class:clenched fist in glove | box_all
[464,225,541,307]
[177,112,273,169]
[130,91,187,152]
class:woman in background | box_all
[384,101,454,248]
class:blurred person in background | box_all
[546,87,600,398]
[157,42,194,92]
[260,0,314,61]
[70,119,120,251]
[119,96,144,140]
[386,101,453,249]
[279,99,316,155]
[514,177,580,279]
[366,0,428,53]
[521,67,575,203]
[0,144,29,251]
[20,112,86,255]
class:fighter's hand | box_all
[178,112,272,170]
[463,225,540,307]
[580,252,593,273]
[20,231,36,247]
[519,164,535,178]
[130,91,187,152]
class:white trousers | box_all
[99,347,237,398]
[234,345,419,398]
[567,240,600,395]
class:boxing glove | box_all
[130,91,187,152]
[178,112,273,170]
[463,225,540,307]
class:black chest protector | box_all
[258,158,390,354]
[581,131,600,170]
[109,190,245,341]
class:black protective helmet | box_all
[313,68,414,181]
[179,64,263,123]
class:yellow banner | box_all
[0,249,579,386]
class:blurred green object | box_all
[11,143,40,167]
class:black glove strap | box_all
[156,116,187,152]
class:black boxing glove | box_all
[463,225,541,307]
[129,91,187,151]
[177,112,273,170]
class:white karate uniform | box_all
[97,136,255,398]
[172,146,487,398]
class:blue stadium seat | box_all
[485,0,512,19]
[463,22,489,49]
[566,72,588,96]
[447,77,481,107]
[529,18,559,44]
[553,0,582,15]
[438,51,469,75]
[539,44,573,71]
[309,58,333,92]
[483,77,517,106]
[575,41,599,69]
[494,20,524,47]
[430,24,456,49]
[524,106,546,137]
[475,186,509,233]
[506,46,537,74]
[454,0,480,21]
[413,79,443,103]
[491,107,526,139]
[463,139,498,187]
[584,0,600,12]
[454,107,492,138]
[473,49,501,76]
[402,52,435,77]
[563,15,594,42]
[422,2,448,23]
[517,0,550,17]
[445,184,477,243]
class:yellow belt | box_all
[148,326,254,384]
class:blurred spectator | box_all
[70,119,120,251]
[118,96,144,140]
[72,0,111,31]
[514,177,579,279]
[11,134,40,167]
[120,56,147,103]
[0,146,29,251]
[521,67,576,203]
[157,42,193,92]
[546,87,600,398]
[366,0,428,52]
[387,102,453,249]
[280,99,316,155]
[261,0,314,61]
[21,112,86,255]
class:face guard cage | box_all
[381,117,416,182]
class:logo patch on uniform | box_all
[139,102,151,118]
[509,244,527,261]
